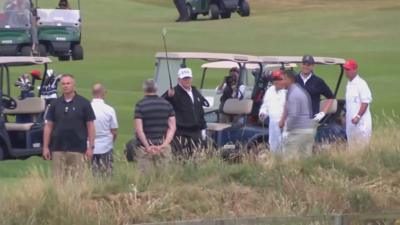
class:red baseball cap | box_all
[272,69,283,80]
[343,59,358,70]
[30,70,42,80]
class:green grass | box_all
[1,0,400,183]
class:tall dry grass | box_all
[1,119,400,225]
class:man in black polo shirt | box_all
[43,74,96,181]
[134,79,176,172]
[296,55,334,122]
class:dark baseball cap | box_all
[302,55,315,64]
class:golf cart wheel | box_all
[58,55,70,61]
[186,4,197,20]
[245,138,269,161]
[37,44,47,56]
[238,0,250,17]
[209,3,220,20]
[20,46,32,56]
[221,11,231,19]
[72,44,83,60]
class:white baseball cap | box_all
[178,68,193,79]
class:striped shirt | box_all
[134,95,175,146]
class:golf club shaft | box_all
[162,32,173,89]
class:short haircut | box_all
[92,83,106,97]
[143,79,158,93]
[284,69,296,82]
[61,74,75,80]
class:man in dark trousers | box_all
[164,68,208,159]
[296,55,334,123]
[173,0,189,22]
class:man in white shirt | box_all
[91,83,118,176]
[259,70,287,153]
[344,59,372,149]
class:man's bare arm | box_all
[321,98,334,114]
[111,128,118,142]
[42,122,53,160]
[135,118,150,150]
[87,121,95,149]
[161,116,176,148]
[352,103,369,124]
[86,121,95,159]
[357,103,369,117]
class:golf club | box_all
[162,28,173,89]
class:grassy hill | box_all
[50,0,400,141]
[0,0,400,219]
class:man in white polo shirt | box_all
[344,59,373,149]
[91,83,118,176]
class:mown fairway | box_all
[0,0,399,182]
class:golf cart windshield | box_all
[0,0,31,28]
[37,9,80,27]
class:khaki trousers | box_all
[282,128,315,160]
[136,145,172,172]
[52,151,85,181]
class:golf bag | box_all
[15,74,34,99]
[249,69,273,123]
[14,74,36,123]
[40,69,61,105]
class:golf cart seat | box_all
[320,99,338,114]
[207,98,253,131]
[4,97,45,131]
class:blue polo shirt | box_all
[296,73,334,115]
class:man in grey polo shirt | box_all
[279,70,315,159]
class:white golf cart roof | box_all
[260,56,345,65]
[155,52,261,63]
[201,61,297,69]
[0,57,52,66]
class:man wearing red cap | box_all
[259,69,287,153]
[344,59,372,149]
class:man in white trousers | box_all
[259,70,287,153]
[344,59,373,149]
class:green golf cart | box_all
[185,0,250,20]
[35,0,83,61]
[0,56,50,160]
[0,0,35,56]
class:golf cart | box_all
[259,56,348,148]
[125,52,347,161]
[35,0,83,61]
[185,0,250,20]
[0,0,36,56]
[151,52,272,159]
[0,56,50,160]
[124,52,267,161]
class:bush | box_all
[347,188,376,212]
